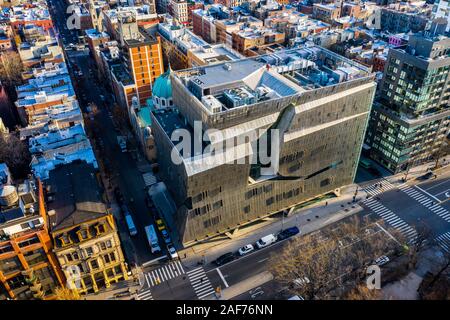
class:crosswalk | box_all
[398,185,450,222]
[362,198,418,242]
[186,267,215,300]
[435,232,450,253]
[144,260,185,287]
[136,289,153,300]
[361,180,397,196]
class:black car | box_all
[277,226,300,240]
[214,252,235,266]
[418,172,434,181]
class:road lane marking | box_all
[216,268,229,288]
[157,269,165,281]
[166,265,174,278]
[176,260,185,274]
[257,257,269,263]
[376,222,401,245]
[435,188,450,197]
[145,273,151,287]
[423,179,450,191]
[414,185,441,203]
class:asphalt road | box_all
[46,0,450,300]
[47,0,162,265]
[142,211,383,300]
[360,174,450,237]
[142,174,450,300]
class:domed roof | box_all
[153,68,172,99]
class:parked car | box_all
[292,277,310,288]
[255,234,277,249]
[418,172,434,181]
[277,226,300,240]
[238,244,254,256]
[161,229,172,244]
[214,252,235,266]
[167,244,178,259]
[375,255,390,266]
[156,219,166,231]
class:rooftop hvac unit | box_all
[201,95,222,113]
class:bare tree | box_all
[270,217,405,299]
[405,225,432,270]
[0,132,31,179]
[419,250,450,300]
[269,234,344,300]
[0,51,24,87]
[112,103,130,131]
[344,284,383,300]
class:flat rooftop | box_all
[176,46,371,113]
[153,108,207,158]
[192,44,243,64]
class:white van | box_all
[256,234,277,249]
[124,214,137,236]
[145,225,161,254]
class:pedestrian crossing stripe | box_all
[400,186,450,222]
[144,260,185,287]
[361,180,397,196]
[435,232,450,253]
[363,200,417,242]
[137,289,153,300]
[187,267,215,300]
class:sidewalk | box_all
[382,248,447,300]
[383,157,450,186]
[178,184,367,269]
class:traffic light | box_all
[21,269,44,300]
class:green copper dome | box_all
[152,68,172,99]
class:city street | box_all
[45,0,450,301]
[136,168,450,300]
[359,170,450,251]
[47,0,162,266]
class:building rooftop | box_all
[0,179,41,236]
[112,64,134,86]
[191,44,244,65]
[177,46,371,113]
[19,101,83,140]
[46,161,106,232]
[28,123,87,153]
[158,20,243,65]
[30,140,97,181]
[7,2,51,23]
[85,28,109,40]
[104,6,157,23]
